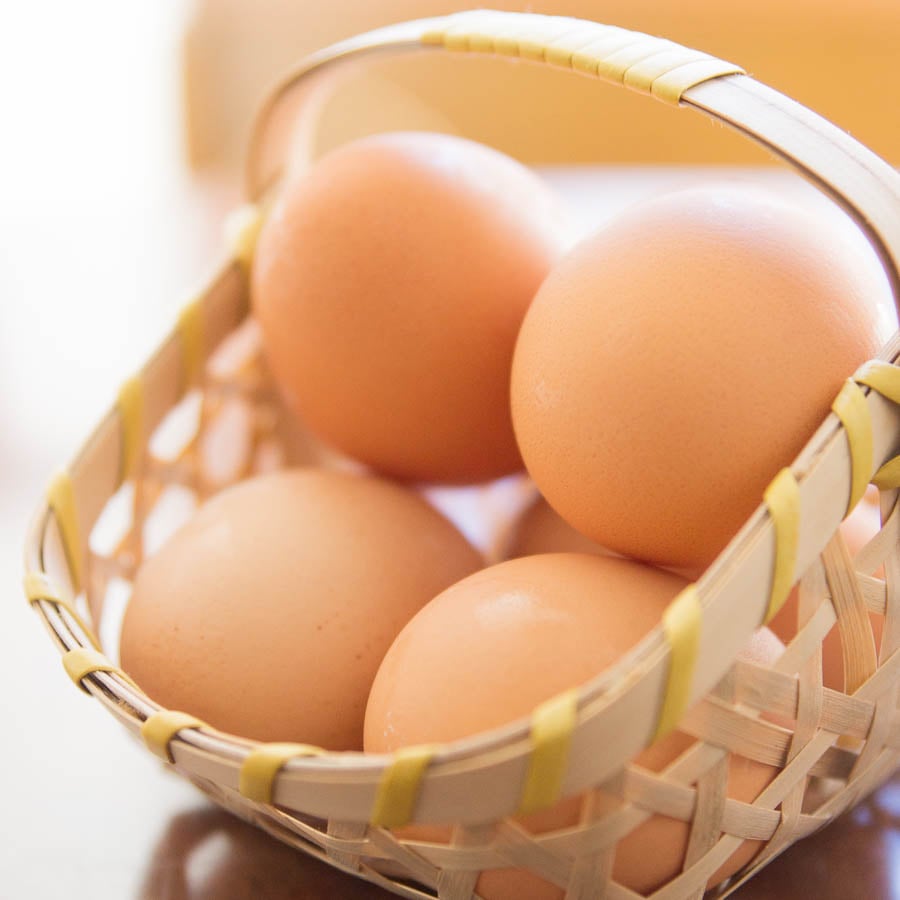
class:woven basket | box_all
[24,10,900,899]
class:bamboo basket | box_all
[24,10,900,899]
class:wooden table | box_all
[2,4,899,898]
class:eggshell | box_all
[120,469,481,749]
[769,491,883,690]
[511,185,886,570]
[503,493,609,559]
[253,131,565,484]
[365,553,781,896]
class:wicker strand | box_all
[831,379,874,514]
[239,743,324,804]
[23,571,100,652]
[115,375,145,484]
[22,11,900,900]
[762,470,801,624]
[141,710,207,763]
[46,471,83,593]
[655,586,702,739]
[62,647,137,694]
[519,689,579,815]
[177,298,205,391]
[422,12,744,105]
[224,203,264,270]
[371,745,439,828]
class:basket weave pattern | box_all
[24,11,900,900]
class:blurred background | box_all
[181,0,900,169]
[3,1,900,898]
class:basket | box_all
[24,10,900,899]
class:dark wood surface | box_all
[132,781,900,900]
[133,785,900,899]
[3,5,899,898]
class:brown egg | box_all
[365,553,781,896]
[253,131,565,484]
[503,492,609,559]
[511,185,885,570]
[120,469,481,749]
[769,491,883,690]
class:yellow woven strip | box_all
[224,204,264,270]
[488,20,552,59]
[46,471,83,593]
[519,37,549,62]
[141,711,206,763]
[177,298,204,390]
[24,572,100,651]
[62,647,136,694]
[544,33,582,68]
[518,689,579,815]
[623,46,712,93]
[370,744,438,828]
[440,25,470,52]
[467,32,494,54]
[873,456,900,490]
[653,586,702,740]
[650,58,745,104]
[762,468,801,624]
[854,359,900,405]
[831,379,874,515]
[419,13,743,105]
[421,27,444,46]
[571,32,642,76]
[115,375,144,484]
[595,38,672,84]
[239,742,324,804]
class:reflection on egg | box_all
[120,469,481,749]
[253,131,566,484]
[512,185,886,570]
[365,553,782,896]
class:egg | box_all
[511,185,887,570]
[769,489,883,690]
[120,469,481,749]
[503,492,609,559]
[253,131,566,485]
[365,553,782,896]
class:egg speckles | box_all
[511,185,886,569]
[365,553,783,896]
[253,131,566,484]
[120,469,481,749]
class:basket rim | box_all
[24,269,900,827]
[24,9,900,831]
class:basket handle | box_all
[245,9,900,309]
[217,11,900,824]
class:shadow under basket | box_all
[23,10,900,900]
